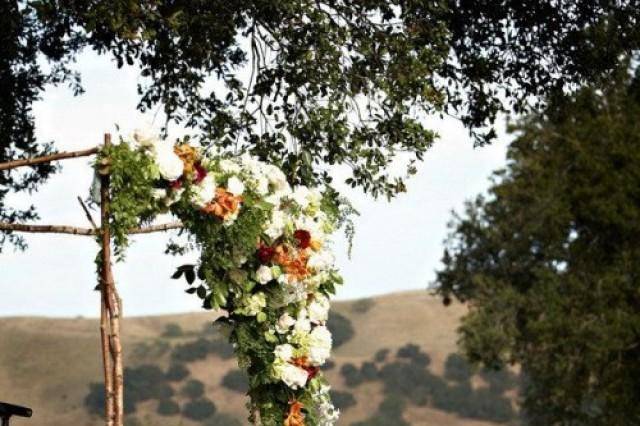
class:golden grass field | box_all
[0,291,518,426]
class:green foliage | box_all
[182,398,217,421]
[162,323,183,338]
[436,67,640,424]
[5,3,638,254]
[326,311,354,348]
[181,379,205,399]
[156,399,180,416]
[97,141,159,259]
[221,370,249,394]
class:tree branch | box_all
[0,147,100,171]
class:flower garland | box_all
[94,130,347,426]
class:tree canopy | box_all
[436,65,640,424]
[2,0,640,251]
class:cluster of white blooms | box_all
[112,131,343,426]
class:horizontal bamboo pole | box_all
[0,147,100,171]
[0,221,183,236]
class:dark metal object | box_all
[0,402,32,425]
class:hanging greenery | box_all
[93,130,352,426]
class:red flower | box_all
[170,178,183,190]
[257,244,276,263]
[294,230,311,249]
[194,162,207,184]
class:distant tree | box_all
[436,65,640,424]
[165,363,189,382]
[162,323,183,338]
[181,379,205,400]
[360,362,378,381]
[182,398,217,421]
[351,298,375,314]
[221,370,249,394]
[4,1,640,251]
[444,353,473,383]
[156,399,180,416]
[326,311,354,348]
[330,390,357,411]
[203,412,243,426]
[374,348,390,363]
[340,363,363,387]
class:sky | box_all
[0,51,511,318]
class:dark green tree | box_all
[436,65,640,424]
[3,0,640,251]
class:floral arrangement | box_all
[94,130,350,426]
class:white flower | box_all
[265,209,287,239]
[191,174,216,208]
[255,176,269,195]
[276,313,296,334]
[154,141,184,181]
[274,343,295,362]
[151,188,168,200]
[219,158,241,174]
[256,265,273,285]
[265,164,289,191]
[291,186,312,209]
[308,295,330,324]
[132,128,158,148]
[226,176,245,195]
[308,326,333,365]
[307,250,334,271]
[275,363,308,389]
[294,317,312,335]
[317,400,340,426]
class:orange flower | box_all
[291,356,319,381]
[174,144,198,175]
[202,188,243,220]
[273,245,309,281]
[284,400,305,426]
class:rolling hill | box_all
[0,291,521,425]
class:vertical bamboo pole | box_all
[99,133,124,426]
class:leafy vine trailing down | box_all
[92,130,355,426]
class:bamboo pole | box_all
[0,221,183,236]
[99,134,116,426]
[0,147,99,171]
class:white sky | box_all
[0,51,511,317]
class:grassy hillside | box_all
[0,291,521,426]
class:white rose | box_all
[132,128,158,148]
[219,159,241,174]
[308,326,333,365]
[191,175,216,208]
[274,343,295,362]
[307,250,334,271]
[255,176,269,195]
[154,142,184,181]
[291,186,312,209]
[276,313,296,334]
[256,265,273,285]
[151,188,168,200]
[308,295,330,324]
[226,176,245,195]
[275,363,308,389]
[265,209,287,240]
[294,317,311,335]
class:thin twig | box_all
[127,221,183,234]
[0,147,99,171]
[78,196,98,230]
